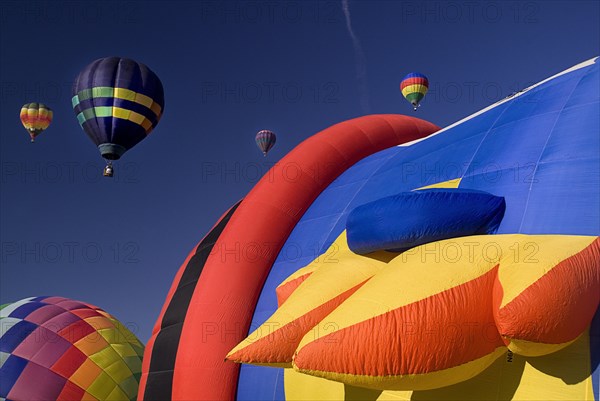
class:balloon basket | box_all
[103,164,114,178]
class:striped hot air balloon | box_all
[20,102,53,142]
[400,72,429,110]
[255,129,276,156]
[0,296,145,401]
[72,57,164,177]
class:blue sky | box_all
[1,0,599,342]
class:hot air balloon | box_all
[0,296,145,401]
[72,57,164,177]
[400,72,429,110]
[140,59,600,401]
[255,130,276,156]
[20,103,53,142]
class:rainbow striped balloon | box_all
[20,102,53,142]
[0,296,144,401]
[400,72,429,110]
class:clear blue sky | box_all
[1,0,599,342]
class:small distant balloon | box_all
[256,130,276,156]
[400,73,429,110]
[20,103,53,142]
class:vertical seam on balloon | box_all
[517,68,590,232]
[111,58,123,145]
[271,368,280,401]
[89,59,103,147]
[458,101,512,185]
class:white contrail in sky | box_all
[341,0,370,113]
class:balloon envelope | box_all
[72,57,165,160]
[256,130,276,156]
[20,102,52,142]
[400,72,429,108]
[0,296,144,401]
[139,59,600,401]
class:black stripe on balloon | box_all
[143,200,242,401]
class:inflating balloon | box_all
[20,102,53,142]
[0,296,144,401]
[72,57,164,177]
[140,59,600,401]
[400,72,429,110]
[255,130,276,156]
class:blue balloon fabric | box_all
[346,189,506,254]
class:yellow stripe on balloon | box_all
[150,102,162,116]
[226,232,394,363]
[293,347,508,391]
[276,263,319,306]
[415,178,462,190]
[277,263,319,291]
[297,236,504,339]
[134,92,153,108]
[284,368,346,401]
[141,118,153,131]
[264,232,390,330]
[77,106,154,133]
[113,107,131,120]
[506,336,579,356]
[114,87,136,102]
[496,235,597,307]
[112,107,153,132]
[401,84,428,97]
[114,87,162,116]
[127,110,146,125]
[74,86,163,117]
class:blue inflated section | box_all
[236,58,599,400]
[346,189,505,254]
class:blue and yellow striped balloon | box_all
[72,57,164,161]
